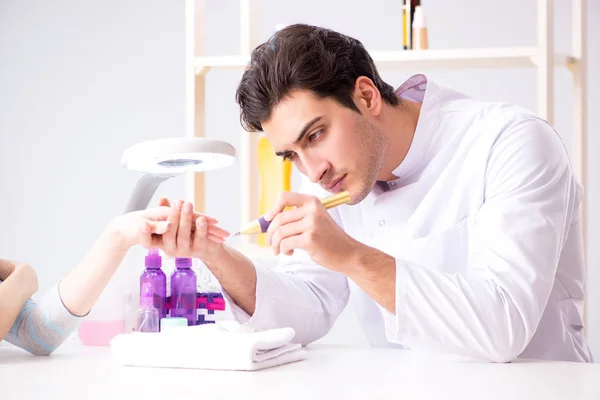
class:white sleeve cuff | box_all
[381,258,412,343]
[219,265,280,330]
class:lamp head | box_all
[121,137,237,175]
[120,137,237,213]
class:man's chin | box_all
[345,185,372,205]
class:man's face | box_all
[262,89,389,205]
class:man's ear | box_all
[354,76,382,116]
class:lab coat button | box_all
[379,220,386,226]
[390,182,397,187]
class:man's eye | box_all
[308,129,323,142]
[283,152,296,161]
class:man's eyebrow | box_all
[294,116,322,144]
[274,115,323,157]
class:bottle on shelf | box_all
[412,5,428,50]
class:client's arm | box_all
[1,206,229,356]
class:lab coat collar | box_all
[389,74,442,182]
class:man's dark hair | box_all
[235,23,400,132]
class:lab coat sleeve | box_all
[222,180,351,345]
[387,117,581,362]
[223,250,350,345]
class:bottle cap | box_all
[412,6,427,28]
[160,317,188,331]
[175,257,192,269]
[145,248,162,269]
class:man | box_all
[159,23,591,363]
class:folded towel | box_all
[110,320,307,371]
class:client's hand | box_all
[107,206,171,250]
[158,198,230,259]
[0,259,38,296]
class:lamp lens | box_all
[158,159,203,168]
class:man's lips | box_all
[325,174,346,191]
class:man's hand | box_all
[157,198,230,259]
[106,203,226,252]
[156,198,258,316]
[264,192,361,272]
[0,259,38,297]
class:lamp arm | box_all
[123,174,174,213]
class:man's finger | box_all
[177,202,194,251]
[142,205,219,225]
[207,224,230,239]
[271,219,307,255]
[266,207,304,245]
[191,212,219,225]
[264,192,319,221]
[192,216,210,251]
[207,233,226,243]
[278,232,307,257]
[162,200,183,254]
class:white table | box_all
[1,341,599,400]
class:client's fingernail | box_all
[184,202,192,214]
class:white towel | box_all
[110,320,307,371]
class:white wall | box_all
[0,0,188,296]
[1,0,598,356]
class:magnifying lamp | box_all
[121,137,237,213]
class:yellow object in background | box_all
[257,135,292,246]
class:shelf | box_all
[195,55,249,72]
[195,47,574,74]
[370,47,572,70]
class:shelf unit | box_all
[195,47,574,73]
[184,1,588,268]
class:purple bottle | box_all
[140,249,167,322]
[170,257,197,326]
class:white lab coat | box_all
[224,74,592,363]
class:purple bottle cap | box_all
[145,248,162,269]
[175,257,192,269]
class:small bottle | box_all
[411,5,428,50]
[170,257,198,326]
[140,249,167,321]
[160,317,188,332]
[124,292,136,333]
[137,283,159,332]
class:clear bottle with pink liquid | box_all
[78,246,144,345]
